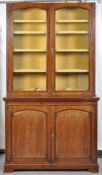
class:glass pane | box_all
[13,8,47,91]
[55,8,89,91]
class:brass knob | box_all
[50,133,54,139]
[51,48,54,54]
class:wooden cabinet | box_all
[5,101,98,172]
[4,2,99,172]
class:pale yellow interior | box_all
[14,35,46,50]
[56,8,88,20]
[13,8,47,91]
[14,23,46,32]
[14,53,46,70]
[13,74,46,91]
[56,35,88,50]
[56,23,88,32]
[13,7,89,92]
[55,7,89,91]
[56,53,88,70]
[13,8,46,20]
[56,74,88,91]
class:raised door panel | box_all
[7,105,50,163]
[12,110,46,159]
[56,109,90,159]
[53,105,94,162]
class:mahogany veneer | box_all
[4,2,99,173]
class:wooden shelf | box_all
[56,49,89,53]
[56,31,88,34]
[17,87,42,91]
[56,20,89,23]
[13,49,46,53]
[14,69,46,73]
[13,20,46,23]
[58,87,88,91]
[14,49,88,53]
[56,69,89,73]
[14,31,46,35]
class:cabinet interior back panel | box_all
[13,74,46,91]
[13,8,46,20]
[14,23,46,32]
[56,53,89,70]
[56,35,88,50]
[13,53,46,70]
[14,35,46,50]
[56,8,89,20]
[56,23,88,32]
[56,74,89,91]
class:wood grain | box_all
[4,2,99,173]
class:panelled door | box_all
[51,105,96,163]
[6,105,51,163]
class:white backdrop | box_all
[96,2,102,150]
[0,1,102,150]
[0,4,6,149]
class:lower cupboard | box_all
[4,101,98,172]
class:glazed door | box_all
[52,3,95,97]
[7,3,95,97]
[52,105,96,163]
[6,105,51,163]
[7,3,51,96]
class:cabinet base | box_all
[4,163,99,173]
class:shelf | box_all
[14,49,88,53]
[56,31,88,34]
[14,31,46,35]
[16,87,42,91]
[13,49,46,53]
[13,20,46,23]
[56,20,89,23]
[58,87,88,91]
[56,69,89,73]
[56,49,89,53]
[13,69,46,73]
